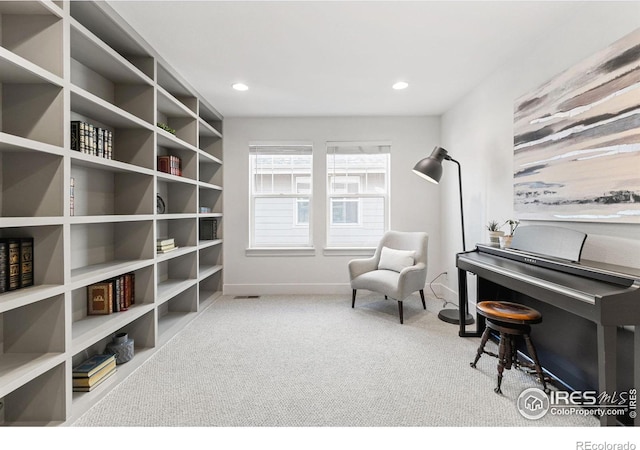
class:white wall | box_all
[223,116,441,295]
[439,2,640,302]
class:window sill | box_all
[323,247,376,257]
[245,247,316,257]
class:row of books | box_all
[73,354,117,392]
[0,238,34,294]
[71,120,114,159]
[87,272,135,315]
[157,238,178,254]
[158,155,182,176]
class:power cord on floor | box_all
[429,271,457,309]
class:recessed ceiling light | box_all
[393,81,409,90]
[232,83,249,91]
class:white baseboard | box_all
[223,283,352,296]
[223,282,473,303]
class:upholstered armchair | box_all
[349,231,429,324]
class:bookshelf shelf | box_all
[70,19,153,87]
[158,86,197,119]
[157,128,198,152]
[198,118,223,139]
[199,264,223,280]
[198,238,223,249]
[198,149,223,165]
[156,245,197,262]
[157,278,197,306]
[69,259,154,290]
[0,285,66,314]
[0,0,223,425]
[0,353,66,399]
[0,47,64,85]
[70,144,155,177]
[0,132,65,156]
[71,303,156,354]
[70,85,153,130]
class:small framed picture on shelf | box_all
[157,195,166,214]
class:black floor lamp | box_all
[413,146,474,325]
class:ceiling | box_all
[107,1,584,118]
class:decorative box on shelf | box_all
[199,218,218,240]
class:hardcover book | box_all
[87,282,113,315]
[5,238,20,291]
[20,237,34,288]
[72,354,116,377]
[73,360,116,387]
[73,367,117,392]
[0,240,7,293]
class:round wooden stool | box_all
[470,301,548,394]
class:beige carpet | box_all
[71,293,597,427]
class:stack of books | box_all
[86,272,135,315]
[0,237,34,293]
[73,354,117,392]
[157,155,182,176]
[157,238,177,254]
[71,121,113,159]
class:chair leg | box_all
[398,301,403,324]
[419,289,426,309]
[352,289,356,308]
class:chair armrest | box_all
[398,262,428,293]
[348,257,378,280]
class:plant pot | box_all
[488,231,505,247]
[499,235,513,249]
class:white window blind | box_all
[326,142,390,247]
[249,143,313,247]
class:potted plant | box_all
[499,219,520,249]
[486,220,504,247]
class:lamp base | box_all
[438,308,474,325]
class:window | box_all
[327,142,390,247]
[249,143,313,247]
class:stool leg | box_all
[524,334,548,393]
[495,333,507,394]
[471,327,491,368]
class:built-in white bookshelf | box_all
[0,0,223,425]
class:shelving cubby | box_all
[70,309,156,416]
[69,220,154,289]
[157,177,197,215]
[70,263,155,349]
[156,251,197,304]
[0,1,64,78]
[0,151,64,217]
[199,185,223,216]
[70,160,154,216]
[157,284,197,346]
[0,292,66,426]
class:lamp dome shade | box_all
[412,146,449,184]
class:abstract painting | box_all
[513,28,640,223]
